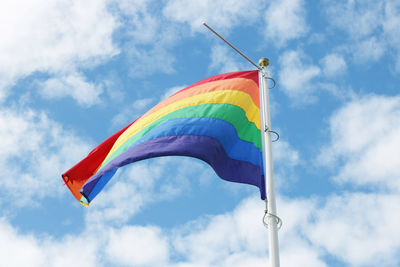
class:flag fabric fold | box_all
[62,70,265,206]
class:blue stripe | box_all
[124,117,262,168]
[82,135,265,202]
[86,169,117,203]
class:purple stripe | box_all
[82,135,265,201]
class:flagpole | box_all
[259,58,281,267]
[201,23,281,266]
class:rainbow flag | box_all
[62,70,265,206]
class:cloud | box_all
[308,192,400,267]
[264,0,309,46]
[172,196,328,267]
[0,218,46,266]
[273,140,301,189]
[278,49,321,101]
[84,157,212,226]
[162,85,187,100]
[106,225,169,266]
[320,53,347,77]
[318,94,400,191]
[4,186,399,267]
[352,37,386,63]
[163,0,262,33]
[0,0,118,95]
[323,0,400,70]
[208,45,250,74]
[274,140,300,168]
[112,97,154,126]
[38,72,104,106]
[172,198,268,265]
[0,218,100,267]
[113,0,178,78]
[0,107,91,206]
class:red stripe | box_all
[62,118,138,201]
[61,70,258,203]
[173,70,258,97]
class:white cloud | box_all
[320,53,347,77]
[102,71,126,103]
[39,72,103,106]
[172,198,267,265]
[125,42,177,78]
[274,140,300,168]
[163,0,262,33]
[4,189,400,267]
[85,157,211,225]
[116,0,160,45]
[112,97,154,126]
[308,192,400,267]
[3,192,399,267]
[0,0,118,95]
[264,0,309,46]
[0,219,45,267]
[0,107,91,206]
[352,37,386,63]
[382,1,400,71]
[112,0,178,77]
[134,98,154,110]
[0,218,100,267]
[273,140,301,189]
[106,225,169,266]
[172,196,327,267]
[318,94,400,191]
[162,85,187,100]
[278,50,321,101]
[323,0,400,70]
[324,0,380,39]
[209,45,250,74]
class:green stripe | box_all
[100,103,261,169]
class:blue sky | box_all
[1,0,400,266]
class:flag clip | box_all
[269,130,280,142]
[265,126,280,142]
[267,77,276,89]
[263,210,283,230]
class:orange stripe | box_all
[141,77,259,123]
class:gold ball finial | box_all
[259,57,270,67]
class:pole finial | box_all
[259,57,270,67]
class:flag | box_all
[62,70,265,206]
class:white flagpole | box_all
[259,58,281,267]
[201,23,282,267]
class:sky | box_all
[0,0,400,266]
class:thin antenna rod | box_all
[203,22,261,70]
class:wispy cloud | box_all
[38,72,104,106]
[208,45,250,74]
[323,0,400,71]
[320,53,347,77]
[0,0,119,98]
[163,0,263,33]
[318,94,400,191]
[278,49,321,102]
[264,0,309,47]
[0,107,91,206]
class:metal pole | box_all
[203,23,261,70]
[201,22,281,266]
[259,58,280,267]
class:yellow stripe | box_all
[79,201,89,207]
[103,90,260,164]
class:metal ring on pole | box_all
[269,130,280,142]
[263,211,282,230]
[267,77,276,89]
